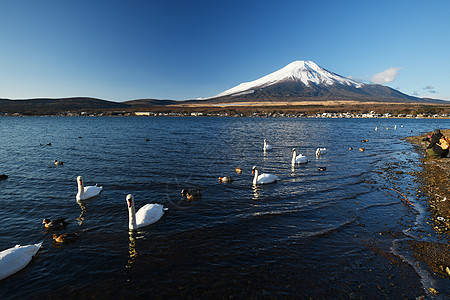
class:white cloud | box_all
[370,67,402,84]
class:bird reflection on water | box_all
[252,185,260,200]
[126,232,137,269]
[76,201,87,226]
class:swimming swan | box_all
[0,242,42,281]
[76,176,102,201]
[315,147,327,157]
[252,166,279,185]
[126,194,167,230]
[263,139,272,151]
[291,148,308,165]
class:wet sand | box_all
[407,129,450,285]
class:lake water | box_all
[1,116,449,299]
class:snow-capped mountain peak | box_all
[207,60,364,99]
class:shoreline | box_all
[406,129,450,283]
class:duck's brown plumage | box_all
[43,218,68,229]
[181,189,202,201]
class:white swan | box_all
[0,242,42,281]
[263,139,272,151]
[126,194,167,230]
[291,148,308,165]
[315,147,327,157]
[76,176,102,201]
[252,166,279,185]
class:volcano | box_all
[198,60,428,104]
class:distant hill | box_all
[123,99,178,106]
[0,97,130,114]
[0,97,183,114]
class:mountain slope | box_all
[199,60,429,103]
[208,60,363,99]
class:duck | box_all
[359,147,365,152]
[126,194,167,230]
[42,218,68,230]
[361,139,369,143]
[0,242,42,281]
[318,167,327,171]
[263,139,272,151]
[0,174,7,180]
[291,148,308,165]
[53,233,77,243]
[349,147,353,151]
[235,167,242,174]
[252,166,279,185]
[218,176,234,183]
[181,189,202,201]
[315,147,327,157]
[76,176,102,201]
[54,160,64,166]
[375,126,378,131]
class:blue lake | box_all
[0,116,449,298]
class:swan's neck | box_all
[128,203,137,230]
[253,169,258,185]
[77,181,84,195]
[291,150,296,165]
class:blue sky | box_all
[1,0,450,102]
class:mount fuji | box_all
[198,60,424,103]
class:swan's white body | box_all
[263,139,272,151]
[127,194,166,230]
[252,166,279,185]
[291,149,308,165]
[315,147,327,157]
[0,242,42,281]
[76,176,102,201]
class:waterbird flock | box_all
[1,128,393,281]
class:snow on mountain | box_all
[206,60,364,99]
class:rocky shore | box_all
[406,129,450,284]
